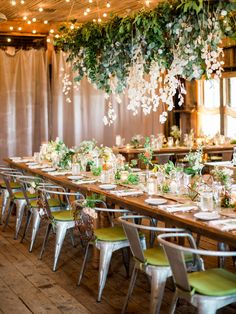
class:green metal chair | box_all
[158,232,236,314]
[76,201,133,302]
[38,186,85,271]
[0,166,22,224]
[2,171,38,239]
[119,215,191,314]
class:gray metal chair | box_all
[0,166,22,224]
[119,215,189,314]
[38,186,85,271]
[2,171,38,239]
[158,232,236,314]
[77,201,132,302]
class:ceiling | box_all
[0,0,160,36]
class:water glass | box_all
[72,163,81,175]
[200,191,214,211]
[34,152,40,163]
[147,177,157,197]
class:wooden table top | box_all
[114,144,235,155]
[4,157,236,247]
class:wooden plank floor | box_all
[1,212,236,313]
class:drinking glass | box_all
[200,190,214,211]
[147,177,157,197]
[72,163,81,175]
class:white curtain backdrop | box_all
[0,49,49,160]
[51,50,164,148]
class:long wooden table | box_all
[114,144,235,163]
[4,158,236,247]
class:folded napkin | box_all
[73,180,97,185]
[110,189,143,197]
[210,219,236,231]
[159,204,197,213]
[50,171,72,176]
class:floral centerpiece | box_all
[184,146,203,176]
[138,137,153,168]
[211,167,234,207]
[170,125,181,145]
[39,137,74,169]
[130,134,143,148]
[76,140,99,170]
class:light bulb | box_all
[44,20,48,24]
[39,7,43,12]
[18,27,22,31]
[84,11,88,16]
[106,2,110,8]
[11,1,16,5]
[103,12,107,17]
[27,20,31,24]
[32,30,36,34]
[98,18,102,23]
[7,38,11,42]
[32,17,36,22]
[50,29,54,33]
[9,26,13,30]
[23,16,27,20]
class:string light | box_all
[32,30,36,34]
[106,2,110,8]
[65,0,70,2]
[93,19,96,22]
[11,1,16,6]
[47,38,51,43]
[84,11,88,16]
[70,24,75,29]
[18,27,22,31]
[50,29,54,33]
[39,7,43,12]
[9,26,13,30]
[103,12,107,17]
[89,0,93,3]
[55,34,60,38]
[20,0,25,4]
[27,20,31,24]
[7,38,11,42]
[98,18,102,23]
[32,17,37,22]
[44,20,48,24]
[23,16,27,20]
[86,8,90,12]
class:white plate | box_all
[130,168,141,172]
[42,167,56,172]
[26,162,38,166]
[145,198,167,205]
[99,184,117,190]
[194,212,220,221]
[67,175,83,180]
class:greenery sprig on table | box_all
[55,0,236,125]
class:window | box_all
[198,72,236,138]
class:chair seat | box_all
[0,181,21,189]
[95,226,127,242]
[188,268,236,297]
[30,198,61,208]
[52,209,75,221]
[144,247,193,267]
[14,191,37,199]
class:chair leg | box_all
[21,209,32,243]
[2,201,14,231]
[198,302,216,314]
[69,228,76,247]
[0,190,9,225]
[150,268,169,314]
[78,244,90,286]
[169,290,178,314]
[97,243,114,302]
[29,209,41,252]
[39,223,52,260]
[14,200,26,240]
[122,247,130,278]
[121,266,138,314]
[217,242,227,268]
[53,224,67,272]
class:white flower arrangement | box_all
[184,146,204,175]
[211,167,233,186]
[170,125,181,140]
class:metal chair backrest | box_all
[158,233,206,293]
[38,186,85,220]
[17,175,44,206]
[1,170,24,198]
[119,215,186,264]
